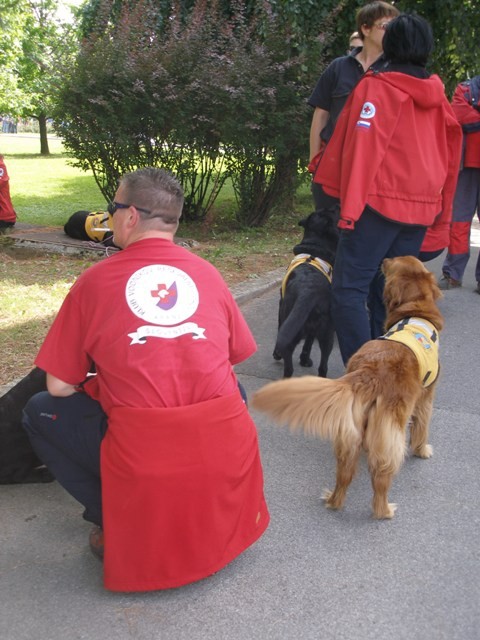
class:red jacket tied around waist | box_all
[101,393,269,592]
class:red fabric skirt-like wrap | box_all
[101,392,269,592]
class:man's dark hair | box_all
[383,14,434,67]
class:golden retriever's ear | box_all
[383,273,404,310]
[427,271,443,300]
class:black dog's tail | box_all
[274,295,318,357]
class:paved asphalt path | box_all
[1,244,479,640]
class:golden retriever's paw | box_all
[322,489,343,510]
[322,489,333,502]
[413,444,433,459]
[373,502,397,519]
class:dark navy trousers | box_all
[332,207,427,365]
[22,391,107,526]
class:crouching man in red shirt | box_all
[22,167,269,592]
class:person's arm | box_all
[437,107,463,226]
[451,80,480,130]
[46,373,78,397]
[309,107,329,162]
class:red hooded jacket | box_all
[313,71,462,235]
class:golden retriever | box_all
[253,256,443,519]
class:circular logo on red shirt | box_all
[125,265,199,326]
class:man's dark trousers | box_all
[22,391,107,526]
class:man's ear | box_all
[128,207,141,228]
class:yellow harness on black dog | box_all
[380,317,439,388]
[281,253,333,299]
[84,211,114,242]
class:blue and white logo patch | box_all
[360,101,376,119]
[356,120,371,129]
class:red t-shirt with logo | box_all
[35,238,256,413]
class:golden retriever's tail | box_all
[252,375,361,449]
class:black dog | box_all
[273,208,339,378]
[64,210,118,248]
[0,367,54,484]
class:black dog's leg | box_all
[273,293,284,360]
[317,327,335,378]
[282,349,294,378]
[299,335,314,368]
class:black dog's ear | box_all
[309,214,329,234]
[299,211,318,228]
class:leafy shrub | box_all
[54,0,231,221]
[54,0,337,226]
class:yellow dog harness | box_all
[85,211,114,242]
[380,317,439,388]
[281,253,333,298]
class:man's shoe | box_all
[439,275,462,290]
[89,525,104,560]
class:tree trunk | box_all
[38,114,50,156]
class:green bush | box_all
[53,0,336,226]
[54,0,230,221]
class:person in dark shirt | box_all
[308,1,399,210]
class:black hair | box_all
[383,14,434,67]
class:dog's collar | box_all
[281,254,333,298]
[379,317,439,387]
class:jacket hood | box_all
[375,72,446,108]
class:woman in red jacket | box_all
[313,14,462,364]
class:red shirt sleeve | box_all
[225,291,257,365]
[35,284,93,385]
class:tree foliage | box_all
[6,0,476,223]
[54,0,339,224]
[55,0,232,220]
[0,0,79,154]
[397,0,479,95]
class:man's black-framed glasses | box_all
[108,201,152,216]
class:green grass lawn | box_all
[1,133,104,226]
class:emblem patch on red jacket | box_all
[360,101,376,118]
